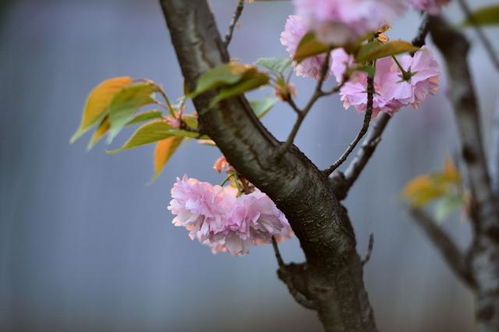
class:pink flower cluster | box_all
[335,46,440,116]
[280,15,332,78]
[294,0,406,45]
[281,13,440,115]
[408,0,450,14]
[280,15,354,79]
[168,176,293,256]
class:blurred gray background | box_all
[1,0,498,331]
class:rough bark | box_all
[159,1,376,330]
[429,15,499,332]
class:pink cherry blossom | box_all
[408,0,450,15]
[340,57,405,116]
[293,0,406,45]
[168,176,236,242]
[281,15,332,79]
[338,46,440,115]
[331,47,354,82]
[168,176,293,256]
[392,46,440,108]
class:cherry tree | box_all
[71,0,499,331]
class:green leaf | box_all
[126,110,163,126]
[107,119,196,154]
[151,136,185,182]
[71,76,133,143]
[107,82,160,143]
[356,40,418,62]
[250,97,277,118]
[402,157,462,208]
[293,32,330,62]
[189,63,254,98]
[402,175,448,207]
[434,194,464,222]
[210,72,270,106]
[181,114,199,129]
[461,5,499,26]
[256,57,292,74]
[87,117,110,150]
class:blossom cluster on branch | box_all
[409,0,450,15]
[281,0,442,116]
[70,0,450,257]
[337,46,440,115]
[168,176,293,256]
[294,0,406,45]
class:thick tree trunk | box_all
[159,1,377,330]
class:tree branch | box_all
[492,103,499,195]
[429,16,499,331]
[323,74,374,176]
[159,1,377,330]
[361,234,374,266]
[429,15,499,239]
[409,208,476,288]
[328,14,429,196]
[411,14,429,48]
[457,0,499,70]
[271,236,285,267]
[224,0,245,47]
[329,113,391,200]
[280,51,332,155]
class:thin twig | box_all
[328,14,429,197]
[343,113,389,183]
[329,113,391,200]
[411,14,430,48]
[361,234,374,266]
[286,97,302,115]
[323,71,374,176]
[271,236,285,267]
[279,51,332,155]
[457,0,499,70]
[224,0,245,47]
[409,207,476,288]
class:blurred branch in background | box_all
[409,207,475,288]
[457,0,499,70]
[420,14,499,332]
[492,103,499,195]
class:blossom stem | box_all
[271,236,285,267]
[220,173,234,186]
[157,84,176,116]
[391,55,411,81]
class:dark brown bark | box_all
[159,1,376,330]
[429,15,499,332]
